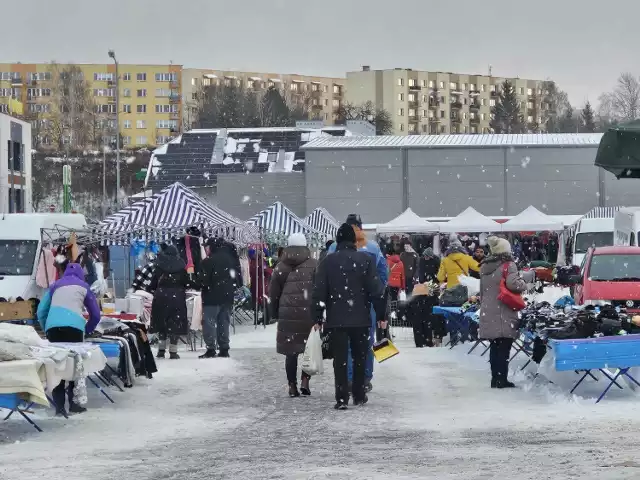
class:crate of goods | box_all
[0,300,35,322]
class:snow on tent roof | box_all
[501,206,564,232]
[438,207,501,233]
[247,201,323,237]
[376,208,440,234]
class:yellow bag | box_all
[372,338,399,363]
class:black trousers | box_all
[411,317,432,347]
[285,354,311,384]
[46,327,84,410]
[330,327,369,404]
[489,338,514,381]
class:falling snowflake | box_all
[242,195,251,203]
[521,156,531,168]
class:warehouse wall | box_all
[216,172,306,219]
[305,149,403,223]
[603,171,640,207]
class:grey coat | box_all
[478,254,528,340]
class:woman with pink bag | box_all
[479,236,535,389]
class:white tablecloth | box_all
[0,359,49,406]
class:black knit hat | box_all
[345,214,362,229]
[336,223,357,244]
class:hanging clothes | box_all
[240,255,250,287]
[36,248,56,288]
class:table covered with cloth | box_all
[0,359,49,406]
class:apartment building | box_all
[182,68,345,128]
[0,63,182,148]
[346,67,543,136]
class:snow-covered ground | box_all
[2,322,640,480]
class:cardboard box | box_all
[0,300,35,322]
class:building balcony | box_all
[408,100,418,107]
[428,102,439,109]
[490,90,498,97]
[470,116,480,124]
[450,101,462,109]
[469,89,481,95]
[11,77,23,86]
[169,94,180,103]
[428,117,439,123]
[170,112,180,120]
[408,115,419,122]
[408,84,422,91]
[311,103,323,110]
[170,80,179,88]
[469,102,480,110]
[450,116,462,123]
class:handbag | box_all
[497,263,526,311]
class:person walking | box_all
[37,263,101,415]
[149,245,192,359]
[270,233,318,397]
[479,236,534,388]
[437,237,480,289]
[198,238,242,359]
[327,214,388,393]
[313,223,385,410]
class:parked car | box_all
[573,246,640,312]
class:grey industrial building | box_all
[150,131,640,224]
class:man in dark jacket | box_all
[313,223,385,410]
[399,238,419,294]
[198,238,242,358]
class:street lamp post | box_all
[108,49,121,206]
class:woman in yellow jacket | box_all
[437,239,480,289]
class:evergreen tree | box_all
[558,105,578,133]
[260,86,291,127]
[490,80,525,133]
[581,102,596,132]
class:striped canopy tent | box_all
[99,182,258,244]
[247,201,325,245]
[304,207,339,238]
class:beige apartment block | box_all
[346,66,543,135]
[182,68,345,127]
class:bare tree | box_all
[611,72,640,121]
[540,80,570,132]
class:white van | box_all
[571,208,620,266]
[0,213,87,300]
[614,207,640,246]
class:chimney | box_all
[362,65,370,72]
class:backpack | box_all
[388,262,404,289]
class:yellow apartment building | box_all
[0,62,182,148]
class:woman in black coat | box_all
[149,245,192,359]
[419,248,440,283]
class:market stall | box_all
[304,207,339,239]
[438,207,502,233]
[376,208,440,234]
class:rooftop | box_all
[301,133,604,150]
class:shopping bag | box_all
[372,338,400,363]
[497,264,526,311]
[458,274,480,297]
[301,329,324,376]
[398,290,407,302]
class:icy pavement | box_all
[2,325,640,480]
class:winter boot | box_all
[364,381,373,393]
[491,377,497,388]
[495,379,516,389]
[199,349,217,359]
[354,395,369,406]
[69,403,87,414]
[169,352,180,360]
[289,383,300,398]
[300,376,311,396]
[334,401,348,410]
[156,350,166,359]
[218,350,230,358]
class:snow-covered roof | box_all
[377,208,440,234]
[301,133,604,150]
[439,207,502,233]
[501,206,564,232]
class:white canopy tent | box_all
[501,206,564,232]
[376,208,440,234]
[438,207,501,233]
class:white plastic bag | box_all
[301,329,324,376]
[398,290,407,302]
[458,274,480,297]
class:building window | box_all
[137,104,147,113]
[408,93,416,102]
[439,81,445,88]
[408,108,416,117]
[422,109,428,117]
[123,120,132,129]
[480,84,486,92]
[122,136,131,146]
[136,120,146,129]
[333,85,341,94]
[462,83,467,91]
[26,88,51,98]
[470,112,476,120]
[397,78,404,86]
[156,120,178,130]
[332,99,340,108]
[397,93,404,101]
[137,89,147,97]
[95,104,116,114]
[28,72,52,82]
[489,99,496,107]
[398,108,404,116]
[527,115,533,123]
[519,87,524,95]
[429,80,435,88]
[155,88,173,97]
[123,104,131,113]
[93,73,115,82]
[463,112,468,120]
[27,103,51,113]
[399,123,404,131]
[136,136,148,145]
[440,125,446,133]
[428,110,434,119]
[469,83,476,91]
[440,96,446,103]
[481,98,486,106]
[422,124,428,133]
[155,73,177,82]
[323,85,328,93]
[450,82,457,90]
[155,104,179,113]
[93,88,116,97]
[490,84,496,92]
[408,78,416,87]
[408,123,416,133]
[481,113,486,120]
[527,88,533,95]
[123,88,131,97]
[440,110,445,118]
[324,113,329,120]
[136,73,147,81]
[123,73,131,81]
[422,80,427,87]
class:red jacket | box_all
[387,255,406,290]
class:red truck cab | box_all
[573,246,640,312]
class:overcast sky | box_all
[7,0,636,107]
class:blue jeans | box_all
[347,306,375,383]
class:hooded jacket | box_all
[478,254,528,340]
[437,250,480,289]
[37,263,101,335]
[270,246,318,355]
[199,240,242,306]
[328,236,388,286]
[387,255,406,289]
